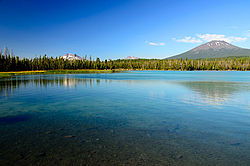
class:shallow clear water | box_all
[0,71,250,166]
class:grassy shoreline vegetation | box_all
[0,48,249,78]
[0,69,118,78]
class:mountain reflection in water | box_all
[1,75,249,107]
[178,81,249,105]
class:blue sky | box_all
[0,0,250,59]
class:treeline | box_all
[0,49,250,71]
[114,57,250,71]
[0,49,112,71]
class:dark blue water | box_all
[0,71,250,166]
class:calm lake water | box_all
[0,71,250,166]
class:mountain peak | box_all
[168,41,250,59]
[61,53,82,60]
[192,40,239,52]
[125,56,139,60]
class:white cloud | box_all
[145,41,165,46]
[228,36,247,42]
[174,34,247,44]
[173,37,202,43]
[197,34,247,43]
[197,34,229,42]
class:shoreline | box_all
[0,69,249,78]
[0,69,119,78]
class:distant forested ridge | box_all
[0,48,250,72]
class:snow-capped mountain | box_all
[168,40,250,59]
[61,53,82,60]
[125,56,139,60]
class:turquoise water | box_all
[0,71,250,166]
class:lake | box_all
[0,71,250,166]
